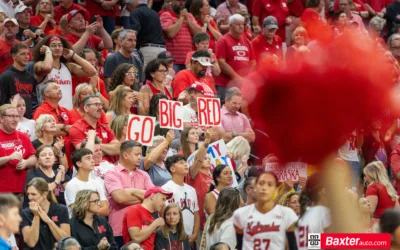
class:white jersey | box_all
[233,204,298,250]
[295,206,331,250]
[37,63,73,109]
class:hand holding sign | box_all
[126,115,156,146]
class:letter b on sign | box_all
[197,97,221,127]
[126,115,156,146]
[159,99,184,130]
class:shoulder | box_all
[184,183,196,192]
[234,204,253,217]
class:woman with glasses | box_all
[140,59,173,115]
[106,86,135,126]
[30,0,56,34]
[71,190,117,250]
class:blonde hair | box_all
[110,115,128,141]
[35,114,55,138]
[109,85,133,116]
[26,177,57,203]
[226,136,250,160]
[35,0,55,16]
[364,161,398,202]
[279,191,299,207]
[0,104,15,116]
[73,83,93,108]
[71,190,100,220]
[146,135,166,155]
[292,26,309,43]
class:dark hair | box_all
[210,242,231,250]
[72,148,93,172]
[10,43,29,55]
[193,31,210,44]
[80,48,101,62]
[243,176,256,193]
[209,164,229,192]
[26,177,57,203]
[145,58,168,82]
[297,173,323,226]
[208,188,240,234]
[120,140,142,157]
[192,50,210,60]
[165,155,186,173]
[255,171,279,186]
[32,35,72,63]
[380,209,400,234]
[149,93,168,118]
[81,95,99,110]
[190,0,204,18]
[180,127,199,158]
[306,0,320,8]
[35,145,55,160]
[0,194,19,216]
[333,10,346,23]
[109,63,136,92]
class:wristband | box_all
[71,52,76,60]
[203,142,210,148]
[166,75,174,80]
[45,50,52,54]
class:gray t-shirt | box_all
[139,159,171,187]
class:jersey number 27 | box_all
[254,238,270,250]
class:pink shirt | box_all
[221,105,253,133]
[104,163,154,236]
[348,13,366,31]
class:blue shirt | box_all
[0,237,11,250]
[139,159,171,187]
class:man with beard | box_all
[172,50,216,101]
[160,0,201,73]
[64,10,113,54]
[0,18,20,74]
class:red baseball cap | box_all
[186,82,214,98]
[67,9,85,23]
[144,186,173,199]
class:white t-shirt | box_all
[7,234,18,249]
[64,177,107,217]
[338,130,359,162]
[295,206,331,250]
[233,204,298,250]
[17,118,36,141]
[204,217,236,250]
[162,180,199,235]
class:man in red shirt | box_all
[0,18,19,74]
[122,186,172,249]
[0,104,36,194]
[252,16,283,62]
[215,14,256,101]
[69,95,120,162]
[54,0,90,23]
[64,10,113,54]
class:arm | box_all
[204,193,216,215]
[66,53,97,78]
[22,155,37,169]
[365,3,377,16]
[208,21,222,41]
[143,131,174,171]
[186,16,202,35]
[110,189,144,206]
[22,215,40,248]
[100,140,121,156]
[189,130,212,179]
[218,58,242,80]
[365,195,378,214]
[139,85,151,115]
[163,16,185,39]
[34,46,54,79]
[0,155,14,167]
[98,201,110,216]
[97,26,113,51]
[236,129,256,142]
[47,222,70,241]
[71,31,93,54]
[189,211,200,244]
[252,16,260,27]
[129,219,163,243]
[211,61,221,76]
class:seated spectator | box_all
[0,104,36,195]
[159,0,202,72]
[180,126,199,158]
[69,95,120,162]
[110,115,128,143]
[226,136,250,175]
[123,186,173,248]
[243,176,257,205]
[104,30,143,91]
[21,177,70,249]
[53,0,90,23]
[172,51,216,100]
[33,114,69,170]
[68,83,108,125]
[286,26,308,60]
[300,0,328,41]
[140,59,173,114]
[0,44,38,119]
[55,237,82,250]
[251,16,283,62]
[71,190,117,249]
[14,4,43,48]
[140,131,175,186]
[203,188,240,250]
[106,86,135,125]
[33,36,97,110]
[154,203,190,250]
[11,95,36,141]
[221,88,255,143]
[64,148,109,217]
[0,18,19,74]
[204,164,233,216]
[215,14,256,100]
[30,0,57,34]
[359,197,379,232]
[23,145,70,208]
[278,191,300,216]
[214,0,247,34]
[65,11,113,54]
[108,63,140,101]
[104,141,154,248]
[162,155,200,247]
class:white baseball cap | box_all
[14,4,29,15]
[191,56,213,66]
[3,18,18,26]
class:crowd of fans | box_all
[2,0,400,248]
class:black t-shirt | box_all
[17,25,40,48]
[154,229,191,250]
[32,139,66,172]
[21,202,69,250]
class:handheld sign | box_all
[197,97,221,127]
[264,162,307,182]
[159,99,184,130]
[126,115,156,146]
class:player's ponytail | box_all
[297,189,310,226]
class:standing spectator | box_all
[300,0,327,41]
[0,44,38,119]
[86,0,118,34]
[104,30,144,91]
[21,177,70,249]
[286,0,305,44]
[12,95,37,141]
[339,0,365,30]
[122,186,173,248]
[369,16,386,47]
[65,148,110,217]
[158,51,177,84]
[48,14,70,36]
[0,194,21,250]
[160,0,202,72]
[54,0,90,24]
[33,36,97,110]
[339,130,362,186]
[385,0,400,39]
[364,0,387,18]
[162,155,200,247]
[243,176,257,205]
[69,95,120,162]
[0,18,19,74]
[154,203,191,250]
[221,87,255,143]
[0,0,14,18]
[180,127,199,158]
[14,4,43,48]
[140,131,174,187]
[71,190,117,249]
[64,11,113,54]
[105,86,135,125]
[0,104,36,194]
[148,93,171,137]
[214,0,247,34]
[252,16,283,62]
[286,26,308,59]
[215,14,256,101]
[125,0,166,67]
[104,141,154,248]
[30,0,57,34]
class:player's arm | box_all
[286,223,298,250]
[234,224,243,250]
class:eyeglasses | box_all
[156,70,169,74]
[2,115,20,120]
[86,103,104,108]
[89,199,101,205]
[125,72,137,76]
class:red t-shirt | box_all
[64,33,102,51]
[334,0,367,11]
[30,14,54,34]
[288,0,305,17]
[48,26,63,36]
[72,76,108,100]
[122,204,155,249]
[251,34,283,62]
[33,101,71,125]
[185,51,218,90]
[365,182,395,218]
[362,0,391,12]
[67,108,108,125]
[252,0,289,40]
[0,40,18,74]
[86,0,117,18]
[214,33,255,87]
[188,171,212,229]
[54,3,91,23]
[0,129,35,193]
[171,69,216,99]
[194,19,219,51]
[300,8,329,41]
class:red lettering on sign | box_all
[127,116,140,141]
[141,117,154,144]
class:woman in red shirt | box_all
[30,0,57,35]
[364,161,399,218]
